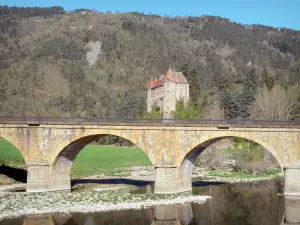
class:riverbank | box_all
[0,188,211,220]
[79,166,282,183]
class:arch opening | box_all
[0,137,27,185]
[180,136,282,189]
[51,134,154,191]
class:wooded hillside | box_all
[0,6,299,119]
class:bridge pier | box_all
[284,164,300,196]
[26,162,51,192]
[50,173,71,192]
[154,164,191,194]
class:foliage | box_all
[173,99,200,119]
[231,138,266,173]
[147,106,161,118]
[261,67,274,90]
[0,6,300,120]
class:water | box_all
[0,179,290,225]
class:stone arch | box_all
[179,134,283,191]
[50,133,153,191]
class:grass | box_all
[71,145,152,177]
[0,139,152,178]
[206,168,282,180]
[0,139,25,168]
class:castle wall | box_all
[163,82,177,118]
[147,89,152,112]
[175,84,189,104]
[147,86,164,112]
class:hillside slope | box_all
[0,6,300,118]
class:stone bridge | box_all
[0,117,300,195]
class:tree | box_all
[250,85,300,120]
[201,95,226,119]
[182,66,201,104]
[147,106,161,118]
[173,99,200,119]
[261,67,274,90]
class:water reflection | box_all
[191,181,284,225]
[152,204,193,225]
[284,196,300,224]
[1,179,296,225]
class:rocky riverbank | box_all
[0,188,210,220]
[80,166,283,183]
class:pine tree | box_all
[181,65,201,104]
[261,67,274,90]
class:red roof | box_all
[149,67,188,89]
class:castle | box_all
[147,67,189,118]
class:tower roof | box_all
[149,67,188,89]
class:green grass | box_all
[71,145,152,177]
[0,139,152,177]
[0,139,25,168]
[206,168,282,179]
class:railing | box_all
[0,116,300,128]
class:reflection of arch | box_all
[284,196,300,223]
[23,214,55,225]
[180,135,282,191]
[23,213,74,225]
[50,134,153,191]
[151,204,193,225]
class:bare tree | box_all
[250,85,300,120]
[201,95,226,119]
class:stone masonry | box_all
[0,122,300,195]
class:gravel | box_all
[0,189,211,220]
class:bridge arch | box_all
[179,133,283,191]
[50,132,154,191]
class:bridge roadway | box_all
[0,117,300,195]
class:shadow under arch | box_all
[0,137,27,183]
[50,134,154,192]
[179,136,282,191]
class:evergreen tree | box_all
[261,67,274,90]
[182,65,201,104]
[240,68,259,118]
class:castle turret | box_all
[165,67,172,80]
[149,77,154,88]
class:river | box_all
[0,179,293,225]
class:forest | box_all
[0,5,299,120]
